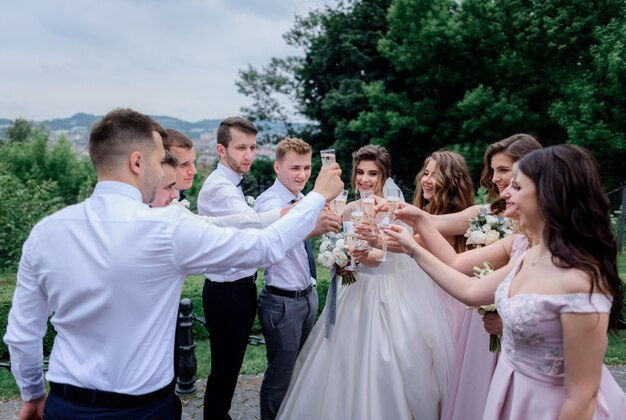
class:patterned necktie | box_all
[290,198,317,281]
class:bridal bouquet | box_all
[465,207,513,247]
[317,232,357,285]
[470,262,500,352]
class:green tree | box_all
[0,175,64,271]
[3,118,36,143]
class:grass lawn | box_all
[0,254,625,400]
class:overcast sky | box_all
[0,0,337,122]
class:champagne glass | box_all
[331,190,348,216]
[360,191,376,234]
[350,202,364,225]
[375,211,391,262]
[342,221,359,271]
[386,188,401,219]
[320,149,336,167]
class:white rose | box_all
[485,215,499,226]
[320,241,329,253]
[335,239,345,249]
[245,196,255,207]
[484,229,501,245]
[318,251,335,268]
[332,248,349,267]
[468,230,486,245]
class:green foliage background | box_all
[237,0,626,191]
[0,121,96,272]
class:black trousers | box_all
[202,275,257,420]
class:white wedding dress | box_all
[276,251,455,420]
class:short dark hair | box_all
[89,108,166,172]
[217,117,257,148]
[163,129,194,150]
[163,150,179,168]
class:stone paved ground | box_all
[1,368,625,419]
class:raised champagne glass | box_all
[331,190,348,216]
[386,188,401,219]
[375,211,391,262]
[320,149,336,167]
[350,202,364,225]
[360,190,376,235]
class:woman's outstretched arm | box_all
[385,225,514,306]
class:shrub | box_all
[0,284,56,360]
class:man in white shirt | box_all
[254,138,341,420]
[197,117,283,419]
[163,128,197,201]
[149,150,179,208]
[3,108,343,419]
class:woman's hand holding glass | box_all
[381,224,420,257]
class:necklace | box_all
[530,254,550,267]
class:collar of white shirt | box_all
[93,181,143,202]
[270,178,303,205]
[216,163,244,187]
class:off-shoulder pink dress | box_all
[442,234,529,420]
[483,255,626,419]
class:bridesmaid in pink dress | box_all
[389,144,626,419]
[411,134,541,419]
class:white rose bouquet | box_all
[317,232,357,285]
[469,262,500,352]
[465,206,513,247]
[245,196,255,207]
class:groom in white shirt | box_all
[254,138,341,419]
[3,108,344,419]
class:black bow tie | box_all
[237,176,245,187]
[289,198,300,205]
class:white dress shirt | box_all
[255,179,314,291]
[197,163,280,282]
[3,181,325,400]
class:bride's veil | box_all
[382,177,405,202]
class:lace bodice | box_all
[494,256,612,380]
[509,234,529,259]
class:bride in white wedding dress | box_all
[276,145,454,420]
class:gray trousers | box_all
[257,286,318,420]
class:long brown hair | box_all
[350,145,391,196]
[481,134,542,213]
[517,145,623,331]
[413,150,475,252]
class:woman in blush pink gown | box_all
[389,145,626,419]
[408,134,541,420]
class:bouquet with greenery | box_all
[465,206,513,247]
[317,232,357,285]
[470,262,500,352]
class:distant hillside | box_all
[0,114,301,141]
